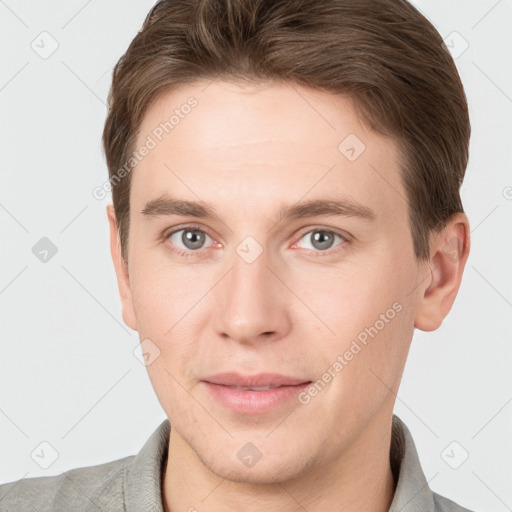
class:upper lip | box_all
[203,372,311,387]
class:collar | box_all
[388,414,436,511]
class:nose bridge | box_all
[213,242,290,343]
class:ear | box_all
[106,204,137,331]
[414,212,471,332]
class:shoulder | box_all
[433,491,480,512]
[0,455,134,512]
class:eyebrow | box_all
[141,194,377,222]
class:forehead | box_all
[131,80,407,224]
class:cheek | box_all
[305,253,416,394]
[295,259,401,339]
[130,257,192,329]
[129,263,201,415]
[129,256,220,372]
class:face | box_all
[111,80,432,483]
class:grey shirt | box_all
[0,414,476,511]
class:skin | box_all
[107,80,470,512]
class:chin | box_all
[210,463,302,485]
[200,446,317,485]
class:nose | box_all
[212,246,292,346]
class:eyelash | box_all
[163,224,349,259]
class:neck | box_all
[162,411,396,512]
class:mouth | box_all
[201,372,312,415]
[224,385,288,391]
[202,371,311,388]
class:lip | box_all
[201,372,312,415]
[202,372,310,388]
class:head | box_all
[103,0,470,484]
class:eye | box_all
[163,225,348,258]
[165,226,215,256]
[292,228,347,255]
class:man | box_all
[0,0,476,510]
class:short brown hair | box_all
[102,0,470,263]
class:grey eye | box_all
[297,230,344,251]
[169,228,211,251]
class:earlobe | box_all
[414,213,470,332]
[106,204,138,331]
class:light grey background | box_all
[1,1,511,510]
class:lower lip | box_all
[202,381,311,415]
